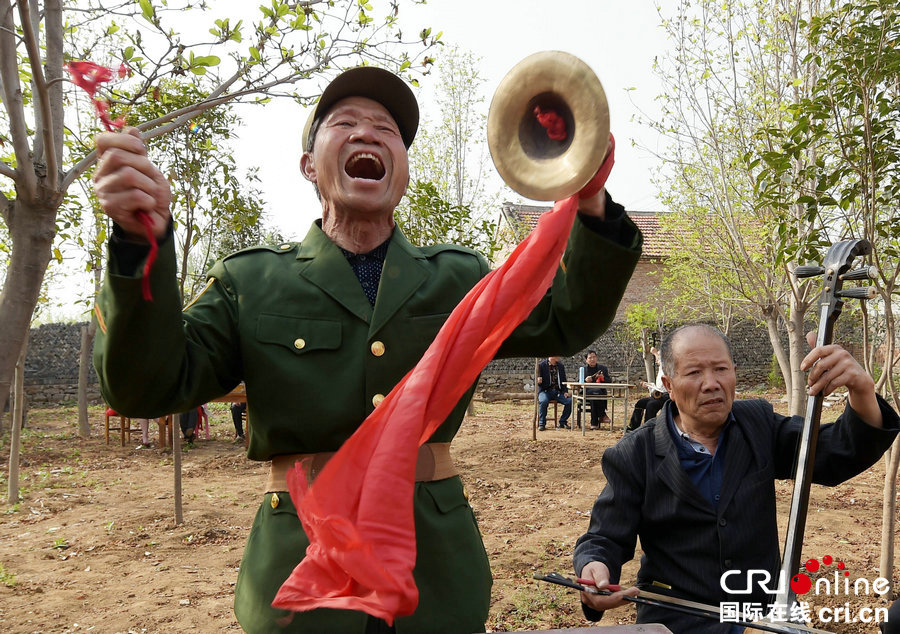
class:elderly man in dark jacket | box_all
[574,323,899,633]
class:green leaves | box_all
[210,18,243,43]
[186,53,221,75]
[398,180,499,261]
[138,0,155,22]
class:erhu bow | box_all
[774,239,877,613]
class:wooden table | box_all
[155,414,174,449]
[212,383,247,404]
[569,381,634,435]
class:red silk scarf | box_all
[271,196,578,622]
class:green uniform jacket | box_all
[93,205,642,633]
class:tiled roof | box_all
[500,202,670,259]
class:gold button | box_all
[270,492,280,509]
[279,243,291,250]
[372,393,385,407]
[293,338,306,350]
[370,341,385,357]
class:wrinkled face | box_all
[301,96,409,218]
[585,352,598,366]
[661,329,736,430]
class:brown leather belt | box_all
[265,442,457,493]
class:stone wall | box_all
[22,315,862,406]
[23,322,102,406]
[479,317,864,398]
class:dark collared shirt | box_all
[666,403,734,509]
[339,239,390,306]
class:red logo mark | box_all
[791,573,812,594]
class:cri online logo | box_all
[791,555,846,595]
[721,552,890,597]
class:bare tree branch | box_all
[0,162,16,180]
[0,0,37,200]
[19,0,59,189]
[45,0,65,165]
[61,70,321,188]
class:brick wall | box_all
[616,258,666,320]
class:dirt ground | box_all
[0,396,897,633]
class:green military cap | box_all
[302,66,419,150]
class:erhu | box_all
[774,240,877,612]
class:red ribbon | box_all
[579,133,616,200]
[68,60,158,301]
[65,61,128,132]
[534,105,568,140]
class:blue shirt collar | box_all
[665,401,735,455]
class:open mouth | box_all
[345,152,385,180]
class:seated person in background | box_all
[574,323,899,633]
[538,356,572,430]
[581,350,610,429]
[178,407,200,443]
[626,383,669,433]
[136,418,151,448]
[231,401,247,441]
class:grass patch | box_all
[490,586,573,631]
[0,562,16,587]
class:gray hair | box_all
[304,117,323,201]
[659,323,734,377]
[305,116,323,153]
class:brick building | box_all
[497,202,670,319]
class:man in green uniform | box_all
[91,67,642,632]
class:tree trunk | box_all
[877,295,900,597]
[763,310,793,401]
[786,316,809,417]
[77,321,96,438]
[880,438,900,597]
[7,339,27,505]
[532,358,539,441]
[641,328,654,383]
[174,421,184,525]
[0,198,58,436]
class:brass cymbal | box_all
[487,51,609,201]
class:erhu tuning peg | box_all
[835,286,877,300]
[793,265,825,278]
[840,266,878,281]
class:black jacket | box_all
[538,359,568,393]
[574,396,899,633]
